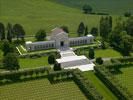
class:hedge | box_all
[72,69,103,100]
[0,67,50,82]
[94,65,133,100]
[48,69,103,100]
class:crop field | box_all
[51,0,133,15]
[0,78,87,100]
[83,71,117,100]
[115,66,133,93]
[0,0,127,36]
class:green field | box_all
[0,78,87,100]
[84,71,117,100]
[0,0,127,36]
[20,56,50,69]
[77,48,122,58]
[115,66,133,93]
[51,0,133,15]
[95,49,122,58]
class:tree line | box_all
[0,22,25,42]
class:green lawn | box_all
[20,56,50,69]
[51,0,133,15]
[0,78,87,100]
[77,48,122,58]
[95,49,122,58]
[84,71,118,100]
[115,66,133,94]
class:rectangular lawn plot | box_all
[115,66,133,93]
[0,78,87,100]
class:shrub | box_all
[48,54,55,64]
[124,12,131,17]
[54,63,61,71]
[96,57,103,65]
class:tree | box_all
[0,22,5,40]
[119,35,133,56]
[109,16,113,31]
[77,22,85,36]
[2,41,14,56]
[48,54,55,64]
[82,4,92,14]
[35,29,46,41]
[54,63,61,71]
[84,26,89,36]
[90,27,98,36]
[61,26,69,33]
[3,53,20,70]
[7,23,13,42]
[126,17,133,36]
[100,16,112,40]
[89,48,95,59]
[101,40,106,49]
[96,57,103,65]
[13,24,25,39]
[124,12,131,17]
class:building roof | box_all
[56,55,87,63]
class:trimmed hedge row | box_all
[0,67,49,82]
[94,65,133,100]
[19,51,59,58]
[72,69,103,100]
[48,69,103,100]
[48,70,73,82]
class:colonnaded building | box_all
[26,28,95,71]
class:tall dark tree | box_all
[109,16,112,31]
[61,26,69,33]
[35,29,46,41]
[82,4,92,14]
[89,48,95,59]
[126,17,133,36]
[0,22,5,40]
[48,54,55,64]
[77,22,85,36]
[2,40,14,56]
[3,53,20,70]
[7,23,13,42]
[13,24,25,39]
[54,63,61,71]
[84,26,89,36]
[100,16,112,40]
[90,27,98,36]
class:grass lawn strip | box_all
[83,71,118,100]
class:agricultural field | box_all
[115,65,133,93]
[0,0,127,36]
[51,0,133,15]
[83,71,117,100]
[20,56,50,69]
[0,78,87,100]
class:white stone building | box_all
[25,27,94,51]
[25,27,95,71]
